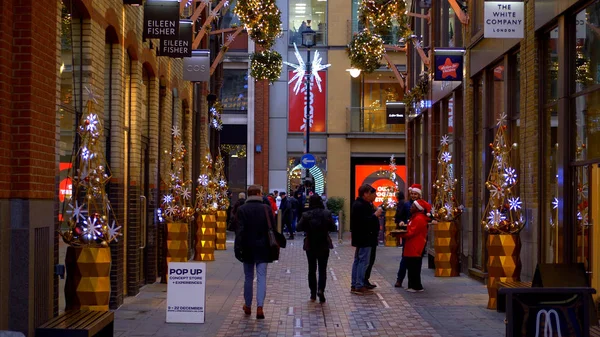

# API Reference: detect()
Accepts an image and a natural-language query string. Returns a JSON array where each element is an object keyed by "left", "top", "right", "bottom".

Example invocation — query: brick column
[
  {"left": 254, "top": 79, "right": 270, "bottom": 190},
  {"left": 0, "top": 0, "right": 58, "bottom": 334}
]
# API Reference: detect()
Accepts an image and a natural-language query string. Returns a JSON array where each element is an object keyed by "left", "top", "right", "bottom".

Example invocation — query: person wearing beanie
[{"left": 396, "top": 198, "right": 431, "bottom": 292}]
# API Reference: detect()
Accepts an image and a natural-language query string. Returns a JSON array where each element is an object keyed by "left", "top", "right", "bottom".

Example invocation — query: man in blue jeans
[{"left": 350, "top": 184, "right": 383, "bottom": 295}]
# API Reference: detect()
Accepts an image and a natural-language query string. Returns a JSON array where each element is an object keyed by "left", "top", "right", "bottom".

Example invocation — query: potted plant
[{"left": 326, "top": 197, "right": 345, "bottom": 232}]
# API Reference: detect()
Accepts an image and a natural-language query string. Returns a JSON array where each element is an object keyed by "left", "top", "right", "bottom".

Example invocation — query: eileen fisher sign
[
  {"left": 143, "top": 1, "right": 180, "bottom": 39},
  {"left": 166, "top": 262, "right": 206, "bottom": 323},
  {"left": 160, "top": 21, "right": 193, "bottom": 58},
  {"left": 484, "top": 1, "right": 524, "bottom": 39}
]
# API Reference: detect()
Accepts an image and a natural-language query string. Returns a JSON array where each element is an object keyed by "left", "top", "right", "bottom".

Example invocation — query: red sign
[
  {"left": 288, "top": 71, "right": 326, "bottom": 133},
  {"left": 437, "top": 57, "right": 459, "bottom": 79},
  {"left": 354, "top": 164, "right": 407, "bottom": 207}
]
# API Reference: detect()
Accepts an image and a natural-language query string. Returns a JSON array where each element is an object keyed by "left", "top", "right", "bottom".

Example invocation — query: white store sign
[
  {"left": 166, "top": 262, "right": 206, "bottom": 323},
  {"left": 484, "top": 2, "right": 524, "bottom": 39}
]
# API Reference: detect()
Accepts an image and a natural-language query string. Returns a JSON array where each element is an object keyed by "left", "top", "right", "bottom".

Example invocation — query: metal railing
[{"left": 347, "top": 107, "right": 405, "bottom": 133}]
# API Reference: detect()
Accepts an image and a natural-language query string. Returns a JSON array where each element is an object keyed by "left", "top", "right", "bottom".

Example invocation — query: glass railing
[{"left": 347, "top": 107, "right": 405, "bottom": 133}]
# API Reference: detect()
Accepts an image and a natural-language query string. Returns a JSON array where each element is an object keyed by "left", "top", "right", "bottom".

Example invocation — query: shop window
[
  {"left": 573, "top": 2, "right": 600, "bottom": 94},
  {"left": 437, "top": 0, "right": 462, "bottom": 47},
  {"left": 472, "top": 75, "right": 484, "bottom": 270},
  {"left": 542, "top": 27, "right": 560, "bottom": 263},
  {"left": 349, "top": 70, "right": 405, "bottom": 133},
  {"left": 471, "top": 0, "right": 484, "bottom": 38},
  {"left": 221, "top": 68, "right": 248, "bottom": 113},
  {"left": 289, "top": 0, "right": 327, "bottom": 46}
]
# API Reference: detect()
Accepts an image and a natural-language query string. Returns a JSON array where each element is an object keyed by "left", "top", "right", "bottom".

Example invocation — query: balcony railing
[
  {"left": 347, "top": 107, "right": 405, "bottom": 134},
  {"left": 288, "top": 26, "right": 327, "bottom": 46}
]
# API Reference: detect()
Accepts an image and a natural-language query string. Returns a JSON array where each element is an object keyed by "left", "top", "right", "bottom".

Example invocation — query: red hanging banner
[{"left": 288, "top": 71, "right": 327, "bottom": 133}]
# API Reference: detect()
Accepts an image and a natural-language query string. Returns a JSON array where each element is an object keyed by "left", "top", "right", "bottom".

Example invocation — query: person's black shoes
[
  {"left": 310, "top": 293, "right": 316, "bottom": 302},
  {"left": 289, "top": 234, "right": 295, "bottom": 240},
  {"left": 365, "top": 282, "right": 377, "bottom": 289},
  {"left": 317, "top": 290, "right": 326, "bottom": 303},
  {"left": 394, "top": 281, "right": 403, "bottom": 288}
]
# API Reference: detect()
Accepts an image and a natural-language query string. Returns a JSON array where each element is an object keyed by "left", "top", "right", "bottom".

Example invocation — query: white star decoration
[
  {"left": 85, "top": 86, "right": 98, "bottom": 104},
  {"left": 172, "top": 125, "right": 181, "bottom": 137},
  {"left": 181, "top": 188, "right": 191, "bottom": 200},
  {"left": 487, "top": 210, "right": 506, "bottom": 227},
  {"left": 284, "top": 43, "right": 331, "bottom": 95},
  {"left": 440, "top": 135, "right": 450, "bottom": 146},
  {"left": 85, "top": 114, "right": 99, "bottom": 133},
  {"left": 107, "top": 220, "right": 122, "bottom": 242},
  {"left": 198, "top": 174, "right": 209, "bottom": 186},
  {"left": 497, "top": 112, "right": 507, "bottom": 127},
  {"left": 226, "top": 34, "right": 235, "bottom": 44},
  {"left": 508, "top": 197, "right": 522, "bottom": 211},
  {"left": 504, "top": 167, "right": 517, "bottom": 185},
  {"left": 162, "top": 194, "right": 174, "bottom": 204},
  {"left": 83, "top": 216, "right": 102, "bottom": 239},
  {"left": 552, "top": 197, "right": 559, "bottom": 210},
  {"left": 69, "top": 201, "right": 87, "bottom": 221},
  {"left": 219, "top": 179, "right": 227, "bottom": 187},
  {"left": 441, "top": 152, "right": 452, "bottom": 163}
]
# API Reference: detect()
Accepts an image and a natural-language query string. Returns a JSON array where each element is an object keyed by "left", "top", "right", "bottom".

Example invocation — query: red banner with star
[
  {"left": 434, "top": 52, "right": 463, "bottom": 82},
  {"left": 288, "top": 71, "right": 327, "bottom": 133}
]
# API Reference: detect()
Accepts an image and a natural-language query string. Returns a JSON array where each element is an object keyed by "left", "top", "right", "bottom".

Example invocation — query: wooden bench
[
  {"left": 496, "top": 281, "right": 532, "bottom": 313},
  {"left": 36, "top": 310, "right": 114, "bottom": 337}
]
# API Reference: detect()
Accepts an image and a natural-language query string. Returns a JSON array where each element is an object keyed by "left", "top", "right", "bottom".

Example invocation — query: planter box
[
  {"left": 215, "top": 210, "right": 227, "bottom": 250},
  {"left": 65, "top": 246, "right": 111, "bottom": 311},
  {"left": 195, "top": 213, "right": 216, "bottom": 261},
  {"left": 434, "top": 221, "right": 459, "bottom": 277},
  {"left": 487, "top": 234, "right": 522, "bottom": 309}
]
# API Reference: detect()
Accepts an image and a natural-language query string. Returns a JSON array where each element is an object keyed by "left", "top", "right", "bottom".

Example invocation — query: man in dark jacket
[
  {"left": 234, "top": 185, "right": 278, "bottom": 319},
  {"left": 279, "top": 192, "right": 295, "bottom": 239},
  {"left": 350, "top": 184, "right": 383, "bottom": 294}
]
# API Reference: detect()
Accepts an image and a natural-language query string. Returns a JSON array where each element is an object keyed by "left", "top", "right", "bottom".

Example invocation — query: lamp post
[{"left": 301, "top": 26, "right": 316, "bottom": 179}]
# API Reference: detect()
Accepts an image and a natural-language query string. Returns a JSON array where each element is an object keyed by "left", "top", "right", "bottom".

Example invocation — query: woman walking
[
  {"left": 297, "top": 194, "right": 337, "bottom": 303},
  {"left": 234, "top": 185, "right": 279, "bottom": 319}
]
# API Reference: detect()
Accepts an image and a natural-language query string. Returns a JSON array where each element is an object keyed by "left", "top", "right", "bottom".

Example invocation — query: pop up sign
[{"left": 166, "top": 262, "right": 206, "bottom": 323}]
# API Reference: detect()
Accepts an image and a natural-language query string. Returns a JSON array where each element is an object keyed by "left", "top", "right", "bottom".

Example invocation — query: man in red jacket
[{"left": 398, "top": 198, "right": 431, "bottom": 292}]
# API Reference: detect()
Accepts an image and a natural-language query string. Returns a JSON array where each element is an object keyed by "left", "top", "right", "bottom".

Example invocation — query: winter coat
[
  {"left": 297, "top": 209, "right": 336, "bottom": 251},
  {"left": 229, "top": 198, "right": 246, "bottom": 231},
  {"left": 400, "top": 211, "right": 429, "bottom": 257},
  {"left": 279, "top": 197, "right": 294, "bottom": 225},
  {"left": 267, "top": 196, "right": 277, "bottom": 213},
  {"left": 394, "top": 200, "right": 412, "bottom": 224},
  {"left": 234, "top": 196, "right": 278, "bottom": 263},
  {"left": 350, "top": 197, "right": 379, "bottom": 248}
]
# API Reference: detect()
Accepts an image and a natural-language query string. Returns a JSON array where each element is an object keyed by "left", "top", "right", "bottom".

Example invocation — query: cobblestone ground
[{"left": 114, "top": 233, "right": 505, "bottom": 336}]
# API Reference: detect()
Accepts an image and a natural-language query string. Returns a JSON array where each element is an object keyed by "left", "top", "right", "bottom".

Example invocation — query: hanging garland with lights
[
  {"left": 359, "top": 0, "right": 399, "bottom": 35},
  {"left": 234, "top": 0, "right": 282, "bottom": 48},
  {"left": 251, "top": 49, "right": 283, "bottom": 83},
  {"left": 210, "top": 100, "right": 224, "bottom": 131},
  {"left": 347, "top": 28, "right": 385, "bottom": 74}
]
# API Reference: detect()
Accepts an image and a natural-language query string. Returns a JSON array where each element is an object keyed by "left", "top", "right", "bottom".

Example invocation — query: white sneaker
[{"left": 406, "top": 288, "right": 424, "bottom": 293}]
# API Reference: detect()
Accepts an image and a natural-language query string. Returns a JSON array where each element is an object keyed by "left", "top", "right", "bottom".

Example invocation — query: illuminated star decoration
[
  {"left": 441, "top": 152, "right": 452, "bottom": 163},
  {"left": 166, "top": 205, "right": 175, "bottom": 216},
  {"left": 83, "top": 216, "right": 102, "bottom": 239},
  {"left": 181, "top": 188, "right": 192, "bottom": 200},
  {"left": 224, "top": 0, "right": 229, "bottom": 7},
  {"left": 284, "top": 43, "right": 331, "bottom": 95},
  {"left": 172, "top": 125, "right": 181, "bottom": 137},
  {"left": 162, "top": 194, "right": 174, "bottom": 204},
  {"left": 219, "top": 179, "right": 227, "bottom": 187},
  {"left": 81, "top": 146, "right": 93, "bottom": 160},
  {"left": 508, "top": 197, "right": 522, "bottom": 211},
  {"left": 107, "top": 220, "right": 122, "bottom": 242},
  {"left": 487, "top": 209, "right": 506, "bottom": 227},
  {"left": 85, "top": 114, "right": 99, "bottom": 133},
  {"left": 552, "top": 197, "right": 559, "bottom": 210},
  {"left": 440, "top": 135, "right": 450, "bottom": 146},
  {"left": 198, "top": 174, "right": 209, "bottom": 186},
  {"left": 504, "top": 167, "right": 517, "bottom": 185},
  {"left": 84, "top": 86, "right": 98, "bottom": 104},
  {"left": 69, "top": 200, "right": 87, "bottom": 221}
]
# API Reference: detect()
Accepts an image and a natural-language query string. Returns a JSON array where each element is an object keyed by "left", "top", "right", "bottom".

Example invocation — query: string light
[
  {"left": 347, "top": 28, "right": 385, "bottom": 74},
  {"left": 250, "top": 50, "right": 283, "bottom": 83}
]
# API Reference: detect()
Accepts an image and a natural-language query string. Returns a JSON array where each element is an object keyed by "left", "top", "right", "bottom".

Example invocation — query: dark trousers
[
  {"left": 306, "top": 249, "right": 330, "bottom": 295},
  {"left": 396, "top": 256, "right": 407, "bottom": 283},
  {"left": 364, "top": 245, "right": 377, "bottom": 283},
  {"left": 404, "top": 256, "right": 424, "bottom": 290}
]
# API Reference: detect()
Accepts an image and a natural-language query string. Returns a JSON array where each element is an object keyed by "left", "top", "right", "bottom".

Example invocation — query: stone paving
[{"left": 114, "top": 232, "right": 506, "bottom": 336}]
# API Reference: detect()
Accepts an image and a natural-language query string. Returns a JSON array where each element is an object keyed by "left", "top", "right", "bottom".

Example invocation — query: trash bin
[{"left": 499, "top": 287, "right": 596, "bottom": 337}]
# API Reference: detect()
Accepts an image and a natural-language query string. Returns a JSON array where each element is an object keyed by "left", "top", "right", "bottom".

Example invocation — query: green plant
[{"left": 326, "top": 197, "right": 345, "bottom": 215}]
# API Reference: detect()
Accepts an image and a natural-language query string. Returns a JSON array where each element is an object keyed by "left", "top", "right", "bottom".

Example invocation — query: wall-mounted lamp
[{"left": 346, "top": 68, "right": 362, "bottom": 78}]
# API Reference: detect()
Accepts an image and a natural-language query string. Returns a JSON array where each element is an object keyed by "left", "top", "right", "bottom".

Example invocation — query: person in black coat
[
  {"left": 234, "top": 185, "right": 279, "bottom": 319},
  {"left": 297, "top": 194, "right": 336, "bottom": 303},
  {"left": 350, "top": 184, "right": 383, "bottom": 294},
  {"left": 279, "top": 192, "right": 295, "bottom": 239}
]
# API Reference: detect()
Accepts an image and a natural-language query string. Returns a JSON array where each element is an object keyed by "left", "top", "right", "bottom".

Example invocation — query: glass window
[
  {"left": 289, "top": 0, "right": 327, "bottom": 46},
  {"left": 221, "top": 68, "right": 248, "bottom": 113},
  {"left": 574, "top": 90, "right": 600, "bottom": 161},
  {"left": 361, "top": 71, "right": 405, "bottom": 133},
  {"left": 287, "top": 155, "right": 327, "bottom": 195},
  {"left": 473, "top": 75, "right": 484, "bottom": 270},
  {"left": 471, "top": 0, "right": 484, "bottom": 37},
  {"left": 574, "top": 2, "right": 600, "bottom": 94}
]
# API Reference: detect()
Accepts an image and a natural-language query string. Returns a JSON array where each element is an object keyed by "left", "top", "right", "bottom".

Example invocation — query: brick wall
[{"left": 254, "top": 79, "right": 270, "bottom": 191}]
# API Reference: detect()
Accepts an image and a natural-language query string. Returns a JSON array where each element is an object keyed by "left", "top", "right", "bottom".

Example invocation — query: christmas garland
[
  {"left": 402, "top": 75, "right": 429, "bottom": 111},
  {"left": 347, "top": 29, "right": 385, "bottom": 74},
  {"left": 210, "top": 100, "right": 223, "bottom": 130},
  {"left": 234, "top": 0, "right": 282, "bottom": 48},
  {"left": 359, "top": 0, "right": 399, "bottom": 35},
  {"left": 250, "top": 50, "right": 283, "bottom": 83}
]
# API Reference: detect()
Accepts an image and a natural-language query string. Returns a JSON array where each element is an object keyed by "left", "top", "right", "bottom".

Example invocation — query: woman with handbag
[
  {"left": 234, "top": 185, "right": 285, "bottom": 319},
  {"left": 297, "top": 194, "right": 337, "bottom": 303}
]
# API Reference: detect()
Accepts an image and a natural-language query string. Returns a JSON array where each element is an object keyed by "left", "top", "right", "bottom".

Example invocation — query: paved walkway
[{"left": 114, "top": 233, "right": 505, "bottom": 336}]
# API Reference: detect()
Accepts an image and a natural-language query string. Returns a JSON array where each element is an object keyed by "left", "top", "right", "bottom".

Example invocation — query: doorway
[{"left": 139, "top": 138, "right": 150, "bottom": 288}]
